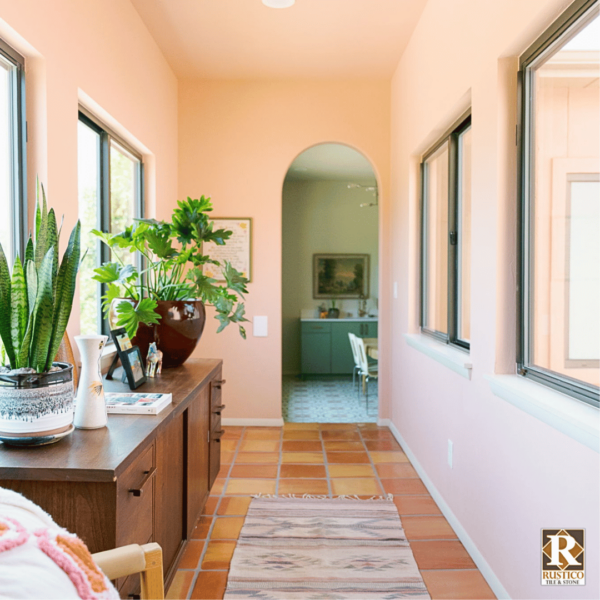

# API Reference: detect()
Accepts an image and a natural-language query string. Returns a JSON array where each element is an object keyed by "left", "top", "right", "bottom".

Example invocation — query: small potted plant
[
  {"left": 328, "top": 299, "right": 340, "bottom": 319},
  {"left": 92, "top": 196, "right": 249, "bottom": 367},
  {"left": 0, "top": 185, "right": 81, "bottom": 446}
]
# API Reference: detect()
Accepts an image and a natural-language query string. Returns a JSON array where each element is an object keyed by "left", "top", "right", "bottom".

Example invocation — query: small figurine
[{"left": 146, "top": 342, "right": 163, "bottom": 378}]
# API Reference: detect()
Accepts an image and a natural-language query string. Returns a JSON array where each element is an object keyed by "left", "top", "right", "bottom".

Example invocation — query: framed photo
[
  {"left": 313, "top": 253, "right": 370, "bottom": 299},
  {"left": 110, "top": 327, "right": 133, "bottom": 353},
  {"left": 121, "top": 346, "right": 147, "bottom": 390},
  {"left": 202, "top": 217, "right": 252, "bottom": 282}
]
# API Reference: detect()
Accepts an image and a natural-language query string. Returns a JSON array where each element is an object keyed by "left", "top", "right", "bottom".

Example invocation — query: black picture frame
[
  {"left": 120, "top": 346, "right": 147, "bottom": 390},
  {"left": 106, "top": 327, "right": 135, "bottom": 381}
]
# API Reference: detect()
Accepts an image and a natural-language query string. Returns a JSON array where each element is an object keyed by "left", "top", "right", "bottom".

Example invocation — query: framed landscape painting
[{"left": 313, "top": 254, "right": 369, "bottom": 299}]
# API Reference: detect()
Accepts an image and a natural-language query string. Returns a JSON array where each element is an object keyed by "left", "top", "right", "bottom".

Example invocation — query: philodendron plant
[
  {"left": 92, "top": 195, "right": 249, "bottom": 339},
  {"left": 0, "top": 184, "right": 81, "bottom": 374}
]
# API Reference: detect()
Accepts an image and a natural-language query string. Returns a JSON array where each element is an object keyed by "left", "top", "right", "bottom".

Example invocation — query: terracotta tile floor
[{"left": 166, "top": 424, "right": 496, "bottom": 600}]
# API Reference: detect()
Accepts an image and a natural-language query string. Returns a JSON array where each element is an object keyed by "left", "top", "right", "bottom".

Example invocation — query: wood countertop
[{"left": 0, "top": 359, "right": 222, "bottom": 483}]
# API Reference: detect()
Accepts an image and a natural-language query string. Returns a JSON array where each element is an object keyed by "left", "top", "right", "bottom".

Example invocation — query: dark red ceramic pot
[{"left": 110, "top": 299, "right": 206, "bottom": 368}]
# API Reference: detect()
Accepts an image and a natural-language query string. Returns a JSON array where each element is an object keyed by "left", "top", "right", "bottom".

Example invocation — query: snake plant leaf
[
  {"left": 0, "top": 244, "right": 15, "bottom": 368},
  {"left": 116, "top": 297, "right": 161, "bottom": 339},
  {"left": 46, "top": 220, "right": 81, "bottom": 371},
  {"left": 29, "top": 249, "right": 54, "bottom": 372},
  {"left": 25, "top": 237, "right": 34, "bottom": 265},
  {"left": 18, "top": 311, "right": 34, "bottom": 369},
  {"left": 35, "top": 203, "right": 49, "bottom": 270},
  {"left": 35, "top": 177, "right": 42, "bottom": 241},
  {"left": 10, "top": 257, "right": 28, "bottom": 367},
  {"left": 46, "top": 209, "right": 59, "bottom": 294},
  {"left": 25, "top": 260, "right": 37, "bottom": 316}
]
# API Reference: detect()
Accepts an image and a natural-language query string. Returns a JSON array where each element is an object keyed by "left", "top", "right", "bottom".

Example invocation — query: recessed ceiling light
[{"left": 262, "top": 0, "right": 295, "bottom": 8}]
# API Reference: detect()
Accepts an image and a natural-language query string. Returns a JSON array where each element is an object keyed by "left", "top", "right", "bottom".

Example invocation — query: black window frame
[
  {"left": 420, "top": 111, "right": 472, "bottom": 352},
  {"left": 0, "top": 37, "right": 27, "bottom": 260},
  {"left": 78, "top": 109, "right": 144, "bottom": 335},
  {"left": 517, "top": 0, "right": 600, "bottom": 407}
]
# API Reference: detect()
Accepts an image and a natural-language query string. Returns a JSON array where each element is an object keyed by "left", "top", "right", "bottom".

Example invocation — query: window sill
[
  {"left": 485, "top": 375, "right": 599, "bottom": 453},
  {"left": 403, "top": 333, "right": 472, "bottom": 379}
]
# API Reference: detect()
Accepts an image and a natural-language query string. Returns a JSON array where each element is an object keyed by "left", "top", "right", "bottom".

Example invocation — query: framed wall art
[
  {"left": 202, "top": 217, "right": 252, "bottom": 282},
  {"left": 313, "top": 253, "right": 370, "bottom": 299}
]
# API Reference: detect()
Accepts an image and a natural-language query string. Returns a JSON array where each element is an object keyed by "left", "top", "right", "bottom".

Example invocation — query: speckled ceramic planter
[{"left": 0, "top": 362, "right": 75, "bottom": 447}]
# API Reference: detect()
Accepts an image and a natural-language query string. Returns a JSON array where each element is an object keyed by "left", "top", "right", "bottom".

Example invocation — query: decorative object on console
[
  {"left": 146, "top": 342, "right": 163, "bottom": 377},
  {"left": 74, "top": 335, "right": 109, "bottom": 429},
  {"left": 0, "top": 181, "right": 81, "bottom": 446},
  {"left": 93, "top": 196, "right": 249, "bottom": 367},
  {"left": 105, "top": 392, "right": 171, "bottom": 415},
  {"left": 120, "top": 346, "right": 147, "bottom": 390},
  {"left": 313, "top": 253, "right": 370, "bottom": 299}
]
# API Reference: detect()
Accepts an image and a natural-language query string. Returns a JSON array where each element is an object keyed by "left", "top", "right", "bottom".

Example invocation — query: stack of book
[{"left": 105, "top": 392, "right": 172, "bottom": 415}]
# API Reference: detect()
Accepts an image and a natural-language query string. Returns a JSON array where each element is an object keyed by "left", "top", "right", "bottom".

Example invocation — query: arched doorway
[{"left": 281, "top": 143, "right": 380, "bottom": 423}]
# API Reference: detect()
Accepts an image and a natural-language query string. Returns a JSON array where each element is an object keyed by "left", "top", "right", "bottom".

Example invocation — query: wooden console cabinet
[{"left": 0, "top": 359, "right": 223, "bottom": 598}]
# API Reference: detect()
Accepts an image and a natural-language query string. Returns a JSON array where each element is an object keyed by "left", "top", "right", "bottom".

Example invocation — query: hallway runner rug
[{"left": 223, "top": 495, "right": 430, "bottom": 599}]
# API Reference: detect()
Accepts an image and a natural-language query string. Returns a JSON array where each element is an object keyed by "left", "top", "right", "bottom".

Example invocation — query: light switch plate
[{"left": 253, "top": 316, "right": 268, "bottom": 337}]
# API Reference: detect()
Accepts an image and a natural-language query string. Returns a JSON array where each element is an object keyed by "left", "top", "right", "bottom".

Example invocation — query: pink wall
[
  {"left": 389, "top": 0, "right": 598, "bottom": 598},
  {"left": 178, "top": 79, "right": 391, "bottom": 420},
  {"left": 0, "top": 0, "right": 178, "bottom": 343}
]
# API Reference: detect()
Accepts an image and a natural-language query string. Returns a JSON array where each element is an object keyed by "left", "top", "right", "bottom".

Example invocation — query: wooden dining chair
[
  {"left": 92, "top": 543, "right": 165, "bottom": 600},
  {"left": 354, "top": 336, "right": 378, "bottom": 412}
]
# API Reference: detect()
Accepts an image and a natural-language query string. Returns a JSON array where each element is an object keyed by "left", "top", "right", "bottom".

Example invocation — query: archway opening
[{"left": 282, "top": 143, "right": 379, "bottom": 423}]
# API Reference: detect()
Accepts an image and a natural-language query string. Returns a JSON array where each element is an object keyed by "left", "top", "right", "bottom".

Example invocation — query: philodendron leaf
[
  {"left": 29, "top": 249, "right": 54, "bottom": 372},
  {"left": 93, "top": 262, "right": 137, "bottom": 285},
  {"left": 10, "top": 257, "right": 28, "bottom": 367},
  {"left": 101, "top": 282, "right": 123, "bottom": 315},
  {"left": 46, "top": 220, "right": 81, "bottom": 371},
  {"left": 0, "top": 244, "right": 15, "bottom": 368},
  {"left": 223, "top": 261, "right": 249, "bottom": 297},
  {"left": 116, "top": 298, "right": 161, "bottom": 339}
]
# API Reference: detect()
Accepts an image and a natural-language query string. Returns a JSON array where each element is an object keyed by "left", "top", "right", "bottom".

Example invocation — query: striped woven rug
[{"left": 224, "top": 495, "right": 430, "bottom": 599}]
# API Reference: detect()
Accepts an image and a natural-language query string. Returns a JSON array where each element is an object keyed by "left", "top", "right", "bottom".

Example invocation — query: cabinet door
[
  {"left": 186, "top": 385, "right": 210, "bottom": 537},
  {"left": 363, "top": 321, "right": 378, "bottom": 338},
  {"left": 155, "top": 415, "right": 185, "bottom": 576},
  {"left": 301, "top": 332, "right": 332, "bottom": 374},
  {"left": 331, "top": 322, "right": 362, "bottom": 374}
]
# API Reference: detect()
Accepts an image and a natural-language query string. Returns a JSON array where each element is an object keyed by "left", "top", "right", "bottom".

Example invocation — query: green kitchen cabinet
[
  {"left": 331, "top": 322, "right": 362, "bottom": 374},
  {"left": 300, "top": 320, "right": 378, "bottom": 375},
  {"left": 301, "top": 322, "right": 332, "bottom": 374}
]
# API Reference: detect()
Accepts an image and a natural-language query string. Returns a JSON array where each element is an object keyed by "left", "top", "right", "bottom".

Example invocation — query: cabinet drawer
[
  {"left": 301, "top": 321, "right": 331, "bottom": 334},
  {"left": 116, "top": 444, "right": 155, "bottom": 548}
]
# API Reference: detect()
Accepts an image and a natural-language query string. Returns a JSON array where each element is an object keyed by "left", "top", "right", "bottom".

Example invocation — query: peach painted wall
[
  {"left": 389, "top": 1, "right": 598, "bottom": 599},
  {"left": 178, "top": 79, "right": 390, "bottom": 421},
  {"left": 0, "top": 0, "right": 178, "bottom": 344}
]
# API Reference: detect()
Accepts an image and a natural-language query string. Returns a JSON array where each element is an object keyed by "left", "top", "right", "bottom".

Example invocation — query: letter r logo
[{"left": 547, "top": 534, "right": 581, "bottom": 567}]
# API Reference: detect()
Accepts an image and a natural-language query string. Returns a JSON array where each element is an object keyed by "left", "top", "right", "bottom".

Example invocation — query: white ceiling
[
  {"left": 130, "top": 0, "right": 428, "bottom": 79},
  {"left": 286, "top": 143, "right": 377, "bottom": 182}
]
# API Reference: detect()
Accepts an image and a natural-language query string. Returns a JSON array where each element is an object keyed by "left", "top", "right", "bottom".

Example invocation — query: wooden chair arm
[{"left": 92, "top": 542, "right": 164, "bottom": 600}]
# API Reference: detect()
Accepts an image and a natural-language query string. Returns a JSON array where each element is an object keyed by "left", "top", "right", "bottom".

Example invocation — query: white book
[{"left": 105, "top": 392, "right": 172, "bottom": 415}]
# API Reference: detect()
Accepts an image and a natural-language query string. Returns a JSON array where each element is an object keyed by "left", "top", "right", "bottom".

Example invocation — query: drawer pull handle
[
  {"left": 212, "top": 404, "right": 226, "bottom": 415},
  {"left": 128, "top": 466, "right": 156, "bottom": 497},
  {"left": 128, "top": 595, "right": 141, "bottom": 599},
  {"left": 212, "top": 430, "right": 225, "bottom": 442},
  {"left": 212, "top": 379, "right": 227, "bottom": 389}
]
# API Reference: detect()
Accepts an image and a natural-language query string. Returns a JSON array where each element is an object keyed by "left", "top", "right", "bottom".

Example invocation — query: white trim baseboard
[
  {"left": 222, "top": 418, "right": 285, "bottom": 427},
  {"left": 385, "top": 420, "right": 510, "bottom": 600}
]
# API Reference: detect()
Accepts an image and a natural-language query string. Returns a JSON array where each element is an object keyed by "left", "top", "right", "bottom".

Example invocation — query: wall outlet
[
  {"left": 393, "top": 282, "right": 398, "bottom": 299},
  {"left": 447, "top": 440, "right": 453, "bottom": 468}
]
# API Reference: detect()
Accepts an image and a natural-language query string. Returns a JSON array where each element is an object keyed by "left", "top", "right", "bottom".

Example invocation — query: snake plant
[{"left": 0, "top": 183, "right": 81, "bottom": 373}]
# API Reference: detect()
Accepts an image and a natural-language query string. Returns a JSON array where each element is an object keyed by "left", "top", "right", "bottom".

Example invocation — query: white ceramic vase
[{"left": 74, "top": 335, "right": 108, "bottom": 429}]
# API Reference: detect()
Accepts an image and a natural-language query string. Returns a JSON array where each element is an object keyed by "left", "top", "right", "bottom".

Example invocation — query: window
[
  {"left": 78, "top": 111, "right": 143, "bottom": 335},
  {"left": 519, "top": 0, "right": 599, "bottom": 406},
  {"left": 0, "top": 38, "right": 26, "bottom": 265},
  {"left": 420, "top": 113, "right": 472, "bottom": 350}
]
